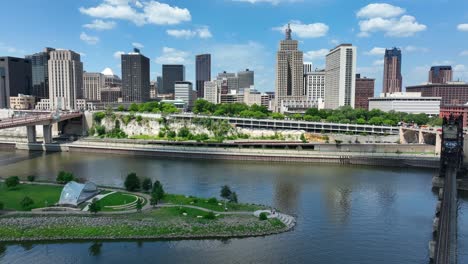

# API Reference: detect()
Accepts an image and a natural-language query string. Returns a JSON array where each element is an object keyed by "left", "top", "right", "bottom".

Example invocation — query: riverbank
[{"left": 0, "top": 207, "right": 289, "bottom": 242}]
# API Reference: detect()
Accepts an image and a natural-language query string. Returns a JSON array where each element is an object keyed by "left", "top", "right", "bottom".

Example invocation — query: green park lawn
[
  {"left": 162, "top": 194, "right": 265, "bottom": 212},
  {"left": 0, "top": 183, "right": 62, "bottom": 211},
  {"left": 99, "top": 192, "right": 141, "bottom": 211}
]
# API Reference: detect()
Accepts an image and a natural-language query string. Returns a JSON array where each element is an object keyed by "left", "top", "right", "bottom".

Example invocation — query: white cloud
[
  {"left": 457, "top": 24, "right": 468, "bottom": 32},
  {"left": 0, "top": 43, "right": 26, "bottom": 55},
  {"left": 365, "top": 47, "right": 386, "bottom": 56},
  {"left": 357, "top": 3, "right": 405, "bottom": 18},
  {"left": 233, "top": 0, "right": 300, "bottom": 5},
  {"left": 80, "top": 32, "right": 100, "bottom": 45},
  {"left": 113, "top": 51, "right": 125, "bottom": 59},
  {"left": 83, "top": 19, "right": 116, "bottom": 30},
  {"left": 166, "top": 26, "right": 212, "bottom": 39},
  {"left": 79, "top": 0, "right": 191, "bottom": 26},
  {"left": 304, "top": 49, "right": 329, "bottom": 61},
  {"left": 155, "top": 47, "right": 189, "bottom": 64},
  {"left": 357, "top": 4, "right": 426, "bottom": 37},
  {"left": 373, "top": 59, "right": 384, "bottom": 66},
  {"left": 454, "top": 64, "right": 466, "bottom": 72},
  {"left": 404, "top": 45, "right": 429, "bottom": 53},
  {"left": 273, "top": 21, "right": 329, "bottom": 38},
  {"left": 460, "top": 50, "right": 468, "bottom": 56},
  {"left": 132, "top": 42, "right": 144, "bottom": 48}
]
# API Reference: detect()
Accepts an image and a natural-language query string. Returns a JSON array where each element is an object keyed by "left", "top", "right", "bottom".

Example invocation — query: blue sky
[{"left": 1, "top": 0, "right": 468, "bottom": 94}]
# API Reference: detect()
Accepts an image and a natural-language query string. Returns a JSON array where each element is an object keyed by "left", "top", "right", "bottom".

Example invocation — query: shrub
[
  {"left": 230, "top": 192, "right": 238, "bottom": 203},
  {"left": 5, "top": 176, "right": 20, "bottom": 188},
  {"left": 56, "top": 171, "right": 74, "bottom": 184},
  {"left": 208, "top": 197, "right": 218, "bottom": 204},
  {"left": 89, "top": 198, "right": 101, "bottom": 214},
  {"left": 27, "top": 175, "right": 36, "bottom": 182},
  {"left": 259, "top": 212, "right": 268, "bottom": 221},
  {"left": 88, "top": 126, "right": 96, "bottom": 136},
  {"left": 152, "top": 181, "right": 165, "bottom": 201},
  {"left": 167, "top": 130, "right": 176, "bottom": 139},
  {"left": 136, "top": 198, "right": 143, "bottom": 212},
  {"left": 95, "top": 125, "right": 106, "bottom": 136},
  {"left": 20, "top": 196, "right": 34, "bottom": 210},
  {"left": 150, "top": 194, "right": 158, "bottom": 207},
  {"left": 117, "top": 105, "right": 125, "bottom": 112},
  {"left": 136, "top": 115, "right": 143, "bottom": 123},
  {"left": 0, "top": 201, "right": 4, "bottom": 210},
  {"left": 204, "top": 212, "right": 216, "bottom": 220},
  {"left": 300, "top": 133, "right": 307, "bottom": 143},
  {"left": 124, "top": 173, "right": 140, "bottom": 191},
  {"left": 141, "top": 178, "right": 152, "bottom": 192},
  {"left": 93, "top": 112, "right": 106, "bottom": 124},
  {"left": 178, "top": 127, "right": 191, "bottom": 138}
]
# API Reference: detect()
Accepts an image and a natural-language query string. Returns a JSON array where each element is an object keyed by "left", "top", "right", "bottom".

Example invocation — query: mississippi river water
[{"left": 0, "top": 150, "right": 467, "bottom": 264}]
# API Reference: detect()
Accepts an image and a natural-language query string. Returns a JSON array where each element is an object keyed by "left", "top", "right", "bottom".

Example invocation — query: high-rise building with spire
[
  {"left": 275, "top": 24, "right": 304, "bottom": 112},
  {"left": 383, "top": 47, "right": 402, "bottom": 94}
]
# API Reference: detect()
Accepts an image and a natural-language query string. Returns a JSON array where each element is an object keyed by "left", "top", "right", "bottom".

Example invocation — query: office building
[
  {"left": 369, "top": 92, "right": 441, "bottom": 115},
  {"left": 429, "top": 66, "right": 452, "bottom": 84},
  {"left": 150, "top": 81, "right": 157, "bottom": 99},
  {"left": 174, "top": 81, "right": 195, "bottom": 109},
  {"left": 0, "top": 57, "right": 32, "bottom": 109},
  {"left": 47, "top": 50, "right": 83, "bottom": 110},
  {"left": 26, "top": 47, "right": 55, "bottom": 100},
  {"left": 161, "top": 64, "right": 185, "bottom": 95},
  {"left": 10, "top": 94, "right": 35, "bottom": 110},
  {"left": 355, "top": 74, "right": 375, "bottom": 110},
  {"left": 83, "top": 72, "right": 105, "bottom": 101},
  {"left": 196, "top": 54, "right": 211, "bottom": 98},
  {"left": 121, "top": 49, "right": 150, "bottom": 102},
  {"left": 406, "top": 82, "right": 468, "bottom": 105},
  {"left": 305, "top": 70, "right": 325, "bottom": 104},
  {"left": 440, "top": 104, "right": 468, "bottom": 127},
  {"left": 238, "top": 69, "right": 254, "bottom": 89},
  {"left": 101, "top": 68, "right": 121, "bottom": 88},
  {"left": 204, "top": 81, "right": 219, "bottom": 104},
  {"left": 216, "top": 71, "right": 238, "bottom": 93},
  {"left": 275, "top": 24, "right": 304, "bottom": 112},
  {"left": 101, "top": 87, "right": 122, "bottom": 103},
  {"left": 303, "top": 63, "right": 313, "bottom": 74},
  {"left": 325, "top": 44, "right": 356, "bottom": 109},
  {"left": 383, "top": 47, "right": 402, "bottom": 94}
]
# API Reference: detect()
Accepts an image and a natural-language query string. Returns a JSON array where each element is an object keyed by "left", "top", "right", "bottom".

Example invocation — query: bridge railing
[{"left": 0, "top": 114, "right": 53, "bottom": 129}]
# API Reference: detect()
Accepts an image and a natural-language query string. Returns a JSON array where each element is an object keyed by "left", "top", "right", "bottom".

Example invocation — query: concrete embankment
[{"left": 64, "top": 140, "right": 439, "bottom": 169}]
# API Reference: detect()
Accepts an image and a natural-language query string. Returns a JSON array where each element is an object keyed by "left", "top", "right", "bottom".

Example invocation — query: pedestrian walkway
[
  {"left": 254, "top": 210, "right": 296, "bottom": 229},
  {"left": 82, "top": 191, "right": 116, "bottom": 211}
]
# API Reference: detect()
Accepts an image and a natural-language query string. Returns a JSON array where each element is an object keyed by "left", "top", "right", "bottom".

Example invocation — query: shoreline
[{"left": 0, "top": 139, "right": 440, "bottom": 169}]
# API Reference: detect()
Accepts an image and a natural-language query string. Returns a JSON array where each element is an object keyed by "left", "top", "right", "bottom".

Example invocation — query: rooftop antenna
[{"left": 285, "top": 23, "right": 292, "bottom": 40}]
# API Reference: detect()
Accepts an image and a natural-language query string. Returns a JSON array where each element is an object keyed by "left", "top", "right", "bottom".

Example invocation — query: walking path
[{"left": 82, "top": 191, "right": 116, "bottom": 211}]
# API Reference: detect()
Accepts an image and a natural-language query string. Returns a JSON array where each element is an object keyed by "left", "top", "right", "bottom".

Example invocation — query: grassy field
[
  {"left": 0, "top": 183, "right": 62, "bottom": 211},
  {"left": 0, "top": 207, "right": 286, "bottom": 241},
  {"left": 99, "top": 192, "right": 142, "bottom": 212},
  {"left": 162, "top": 194, "right": 265, "bottom": 212}
]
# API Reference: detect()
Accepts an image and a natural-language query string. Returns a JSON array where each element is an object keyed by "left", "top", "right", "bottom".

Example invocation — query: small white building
[
  {"left": 368, "top": 92, "right": 441, "bottom": 116},
  {"left": 174, "top": 81, "right": 195, "bottom": 110}
]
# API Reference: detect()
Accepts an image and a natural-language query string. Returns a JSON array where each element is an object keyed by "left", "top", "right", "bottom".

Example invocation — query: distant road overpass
[{"left": 0, "top": 111, "right": 83, "bottom": 143}]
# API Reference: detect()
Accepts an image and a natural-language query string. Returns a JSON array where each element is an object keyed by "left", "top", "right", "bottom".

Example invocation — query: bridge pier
[
  {"left": 43, "top": 125, "right": 52, "bottom": 144},
  {"left": 399, "top": 127, "right": 408, "bottom": 144},
  {"left": 418, "top": 130, "right": 425, "bottom": 144},
  {"left": 26, "top": 126, "right": 36, "bottom": 143},
  {"left": 435, "top": 133, "right": 442, "bottom": 155}
]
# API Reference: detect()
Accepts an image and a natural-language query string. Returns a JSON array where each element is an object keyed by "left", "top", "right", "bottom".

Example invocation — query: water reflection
[{"left": 88, "top": 242, "right": 102, "bottom": 257}]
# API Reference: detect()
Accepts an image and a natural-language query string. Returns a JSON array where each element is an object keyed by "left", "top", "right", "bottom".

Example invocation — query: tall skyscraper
[
  {"left": 121, "top": 49, "right": 150, "bottom": 102},
  {"left": 383, "top": 47, "right": 402, "bottom": 94},
  {"left": 275, "top": 24, "right": 304, "bottom": 112},
  {"left": 26, "top": 47, "right": 55, "bottom": 100},
  {"left": 355, "top": 74, "right": 375, "bottom": 110},
  {"left": 0, "top": 57, "right": 32, "bottom": 109},
  {"left": 325, "top": 44, "right": 357, "bottom": 109},
  {"left": 238, "top": 69, "right": 254, "bottom": 89},
  {"left": 195, "top": 54, "right": 211, "bottom": 98},
  {"left": 429, "top": 66, "right": 452, "bottom": 84},
  {"left": 83, "top": 72, "right": 105, "bottom": 101},
  {"left": 216, "top": 72, "right": 238, "bottom": 93},
  {"left": 48, "top": 50, "right": 83, "bottom": 110},
  {"left": 161, "top": 65, "right": 185, "bottom": 95}
]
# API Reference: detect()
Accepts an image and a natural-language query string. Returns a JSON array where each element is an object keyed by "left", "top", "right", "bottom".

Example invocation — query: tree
[
  {"left": 300, "top": 133, "right": 307, "bottom": 143},
  {"left": 5, "top": 176, "right": 20, "bottom": 188},
  {"left": 230, "top": 192, "right": 238, "bottom": 203},
  {"left": 259, "top": 212, "right": 268, "bottom": 221},
  {"left": 117, "top": 105, "right": 125, "bottom": 112},
  {"left": 150, "top": 193, "right": 158, "bottom": 208},
  {"left": 136, "top": 198, "right": 143, "bottom": 212},
  {"left": 141, "top": 178, "right": 152, "bottom": 192},
  {"left": 220, "top": 185, "right": 232, "bottom": 200},
  {"left": 124, "top": 173, "right": 141, "bottom": 191},
  {"left": 56, "top": 171, "right": 74, "bottom": 184},
  {"left": 152, "top": 181, "right": 165, "bottom": 202},
  {"left": 0, "top": 201, "right": 4, "bottom": 210},
  {"left": 27, "top": 175, "right": 36, "bottom": 182},
  {"left": 129, "top": 103, "right": 139, "bottom": 112},
  {"left": 178, "top": 127, "right": 191, "bottom": 138},
  {"left": 20, "top": 196, "right": 34, "bottom": 210},
  {"left": 89, "top": 198, "right": 101, "bottom": 214}
]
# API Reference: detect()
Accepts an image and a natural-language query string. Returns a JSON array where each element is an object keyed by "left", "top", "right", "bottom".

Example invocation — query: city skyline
[{"left": 1, "top": 1, "right": 468, "bottom": 94}]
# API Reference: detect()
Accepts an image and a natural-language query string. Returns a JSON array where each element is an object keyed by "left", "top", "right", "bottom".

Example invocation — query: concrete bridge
[
  {"left": 399, "top": 127, "right": 442, "bottom": 154},
  {"left": 0, "top": 111, "right": 84, "bottom": 143}
]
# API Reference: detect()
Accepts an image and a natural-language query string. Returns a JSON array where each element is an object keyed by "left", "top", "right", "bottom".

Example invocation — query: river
[{"left": 0, "top": 150, "right": 466, "bottom": 264}]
